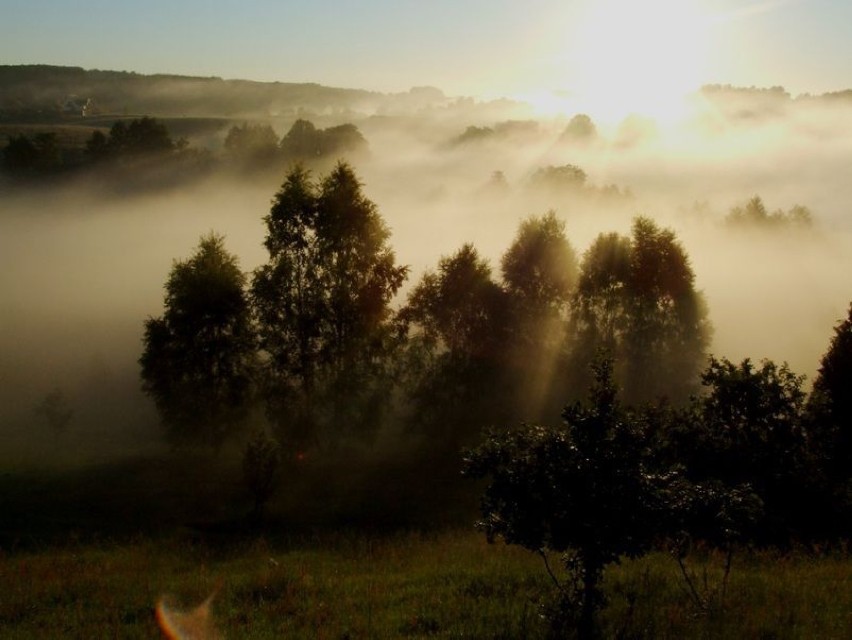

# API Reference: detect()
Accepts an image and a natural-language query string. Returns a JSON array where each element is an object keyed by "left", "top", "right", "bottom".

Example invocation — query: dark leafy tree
[
  {"left": 3, "top": 133, "right": 62, "bottom": 175},
  {"left": 807, "top": 303, "right": 852, "bottom": 535},
  {"left": 569, "top": 217, "right": 710, "bottom": 404},
  {"left": 140, "top": 233, "right": 255, "bottom": 451},
  {"left": 279, "top": 119, "right": 322, "bottom": 159},
  {"left": 811, "top": 304, "right": 852, "bottom": 471},
  {"left": 464, "top": 358, "right": 668, "bottom": 638},
  {"left": 106, "top": 116, "right": 174, "bottom": 156},
  {"left": 31, "top": 132, "right": 61, "bottom": 171},
  {"left": 321, "top": 123, "right": 368, "bottom": 157},
  {"left": 405, "top": 244, "right": 505, "bottom": 360},
  {"left": 502, "top": 211, "right": 578, "bottom": 313},
  {"left": 664, "top": 357, "right": 812, "bottom": 542},
  {"left": 3, "top": 134, "right": 39, "bottom": 175},
  {"left": 401, "top": 244, "right": 509, "bottom": 446},
  {"left": 85, "top": 129, "right": 109, "bottom": 161},
  {"left": 279, "top": 120, "right": 367, "bottom": 163},
  {"left": 224, "top": 122, "right": 279, "bottom": 168},
  {"left": 251, "top": 162, "right": 408, "bottom": 450},
  {"left": 501, "top": 211, "right": 578, "bottom": 419}
]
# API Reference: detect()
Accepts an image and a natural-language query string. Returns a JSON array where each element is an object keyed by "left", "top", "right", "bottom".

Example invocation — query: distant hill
[{"left": 0, "top": 65, "right": 450, "bottom": 121}]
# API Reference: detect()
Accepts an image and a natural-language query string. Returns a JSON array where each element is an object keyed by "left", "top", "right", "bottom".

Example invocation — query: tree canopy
[
  {"left": 465, "top": 357, "right": 668, "bottom": 636},
  {"left": 725, "top": 195, "right": 814, "bottom": 229},
  {"left": 102, "top": 116, "right": 175, "bottom": 156},
  {"left": 569, "top": 217, "right": 711, "bottom": 404},
  {"left": 251, "top": 162, "right": 407, "bottom": 450},
  {"left": 499, "top": 211, "right": 579, "bottom": 420},
  {"left": 279, "top": 119, "right": 368, "bottom": 163},
  {"left": 224, "top": 122, "right": 279, "bottom": 168},
  {"left": 807, "top": 303, "right": 852, "bottom": 533},
  {"left": 140, "top": 233, "right": 255, "bottom": 450}
]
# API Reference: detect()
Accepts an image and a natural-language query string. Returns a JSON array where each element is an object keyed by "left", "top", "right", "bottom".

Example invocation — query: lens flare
[{"left": 155, "top": 591, "right": 220, "bottom": 640}]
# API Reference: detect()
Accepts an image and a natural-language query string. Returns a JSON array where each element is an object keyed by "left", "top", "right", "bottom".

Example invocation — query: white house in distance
[{"left": 61, "top": 95, "right": 93, "bottom": 116}]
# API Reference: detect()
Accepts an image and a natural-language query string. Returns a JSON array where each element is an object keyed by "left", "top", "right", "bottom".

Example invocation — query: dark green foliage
[
  {"left": 279, "top": 119, "right": 322, "bottom": 158},
  {"left": 810, "top": 303, "right": 852, "bottom": 472},
  {"left": 465, "top": 358, "right": 669, "bottom": 637},
  {"left": 2, "top": 116, "right": 194, "bottom": 184},
  {"left": 807, "top": 303, "right": 852, "bottom": 535},
  {"left": 279, "top": 119, "right": 368, "bottom": 162},
  {"left": 251, "top": 163, "right": 407, "bottom": 451},
  {"left": 3, "top": 134, "right": 39, "bottom": 173},
  {"left": 103, "top": 116, "right": 175, "bottom": 156},
  {"left": 80, "top": 117, "right": 181, "bottom": 181},
  {"left": 691, "top": 358, "right": 806, "bottom": 489},
  {"left": 569, "top": 218, "right": 710, "bottom": 404},
  {"left": 322, "top": 123, "right": 368, "bottom": 157},
  {"left": 2, "top": 132, "right": 62, "bottom": 174},
  {"left": 664, "top": 480, "right": 764, "bottom": 553},
  {"left": 85, "top": 129, "right": 109, "bottom": 161},
  {"left": 500, "top": 211, "right": 579, "bottom": 420},
  {"left": 502, "top": 211, "right": 578, "bottom": 313},
  {"left": 140, "top": 233, "right": 255, "bottom": 450},
  {"left": 663, "top": 357, "right": 816, "bottom": 542},
  {"left": 401, "top": 243, "right": 509, "bottom": 447},
  {"left": 224, "top": 122, "right": 279, "bottom": 168},
  {"left": 404, "top": 244, "right": 506, "bottom": 361}
]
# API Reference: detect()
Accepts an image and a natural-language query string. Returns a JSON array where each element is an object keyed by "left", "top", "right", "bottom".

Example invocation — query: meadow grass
[{"left": 1, "top": 530, "right": 849, "bottom": 639}]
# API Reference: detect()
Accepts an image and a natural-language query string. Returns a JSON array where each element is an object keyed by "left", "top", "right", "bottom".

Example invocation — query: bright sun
[{"left": 560, "top": 0, "right": 711, "bottom": 124}]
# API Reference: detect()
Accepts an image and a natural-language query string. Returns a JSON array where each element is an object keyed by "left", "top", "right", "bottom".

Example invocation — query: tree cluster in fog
[
  {"left": 1, "top": 116, "right": 369, "bottom": 186},
  {"left": 3, "top": 64, "right": 851, "bottom": 633},
  {"left": 251, "top": 163, "right": 407, "bottom": 450},
  {"left": 725, "top": 195, "right": 813, "bottom": 230},
  {"left": 1, "top": 115, "right": 213, "bottom": 185},
  {"left": 139, "top": 162, "right": 849, "bottom": 543},
  {"left": 140, "top": 164, "right": 711, "bottom": 456}
]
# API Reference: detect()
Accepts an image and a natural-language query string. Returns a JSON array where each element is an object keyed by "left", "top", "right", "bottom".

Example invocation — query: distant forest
[{"left": 0, "top": 64, "right": 449, "bottom": 121}]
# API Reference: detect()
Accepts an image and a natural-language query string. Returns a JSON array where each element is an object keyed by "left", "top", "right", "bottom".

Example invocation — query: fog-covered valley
[{"left": 2, "top": 88, "right": 852, "bottom": 468}]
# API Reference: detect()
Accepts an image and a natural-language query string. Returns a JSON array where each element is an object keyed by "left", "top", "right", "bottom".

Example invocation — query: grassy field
[
  {"left": 1, "top": 529, "right": 849, "bottom": 639},
  {"left": 0, "top": 451, "right": 848, "bottom": 638}
]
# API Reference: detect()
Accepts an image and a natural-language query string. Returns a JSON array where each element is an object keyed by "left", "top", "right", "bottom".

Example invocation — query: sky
[{"left": 1, "top": 0, "right": 851, "bottom": 109}]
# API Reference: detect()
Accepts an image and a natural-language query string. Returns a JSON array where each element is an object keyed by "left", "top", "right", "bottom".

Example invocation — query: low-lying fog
[{"left": 2, "top": 100, "right": 851, "bottom": 466}]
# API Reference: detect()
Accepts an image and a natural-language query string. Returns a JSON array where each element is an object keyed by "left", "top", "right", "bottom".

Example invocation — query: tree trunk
[{"left": 579, "top": 554, "right": 602, "bottom": 640}]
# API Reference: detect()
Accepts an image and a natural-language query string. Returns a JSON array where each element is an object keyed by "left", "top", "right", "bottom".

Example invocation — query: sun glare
[{"left": 566, "top": 0, "right": 711, "bottom": 124}]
